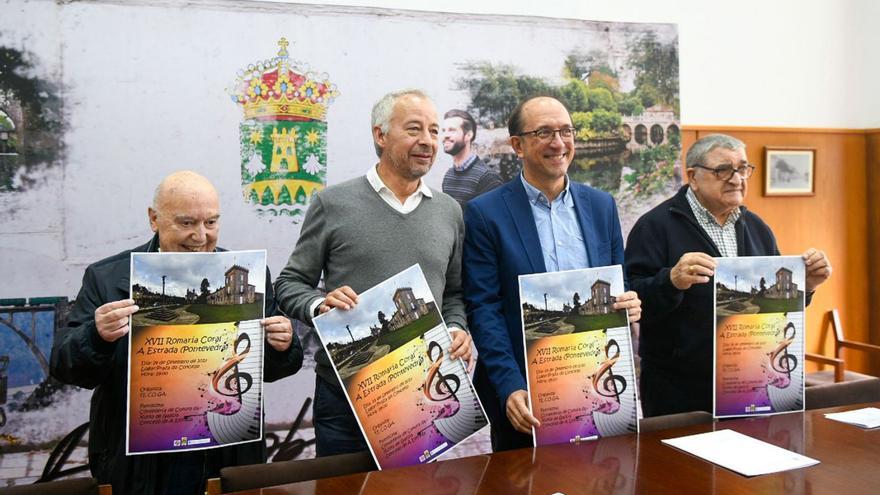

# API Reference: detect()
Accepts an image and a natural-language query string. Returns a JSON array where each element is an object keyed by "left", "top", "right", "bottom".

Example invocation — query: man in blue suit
[{"left": 463, "top": 96, "right": 642, "bottom": 451}]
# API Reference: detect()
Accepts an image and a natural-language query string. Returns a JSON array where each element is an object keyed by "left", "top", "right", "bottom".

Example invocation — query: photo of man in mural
[
  {"left": 440, "top": 109, "right": 503, "bottom": 207},
  {"left": 274, "top": 89, "right": 474, "bottom": 459},
  {"left": 49, "top": 171, "right": 303, "bottom": 495},
  {"left": 462, "top": 96, "right": 642, "bottom": 452}
]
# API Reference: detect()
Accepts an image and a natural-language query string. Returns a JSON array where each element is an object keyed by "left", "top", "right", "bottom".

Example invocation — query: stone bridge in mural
[{"left": 621, "top": 104, "right": 679, "bottom": 150}]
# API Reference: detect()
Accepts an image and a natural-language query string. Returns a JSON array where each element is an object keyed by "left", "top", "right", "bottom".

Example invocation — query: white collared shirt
[
  {"left": 685, "top": 186, "right": 741, "bottom": 257},
  {"left": 309, "top": 165, "right": 468, "bottom": 334},
  {"left": 366, "top": 163, "right": 433, "bottom": 214}
]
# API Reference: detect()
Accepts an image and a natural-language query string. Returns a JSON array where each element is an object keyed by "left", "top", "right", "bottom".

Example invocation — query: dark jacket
[
  {"left": 624, "top": 186, "right": 797, "bottom": 413},
  {"left": 50, "top": 235, "right": 302, "bottom": 495}
]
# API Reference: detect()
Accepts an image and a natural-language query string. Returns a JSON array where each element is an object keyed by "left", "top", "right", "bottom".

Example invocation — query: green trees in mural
[
  {"left": 457, "top": 60, "right": 631, "bottom": 137},
  {"left": 571, "top": 109, "right": 622, "bottom": 140},
  {"left": 277, "top": 185, "right": 292, "bottom": 205},
  {"left": 261, "top": 187, "right": 274, "bottom": 205},
  {"left": 0, "top": 47, "right": 64, "bottom": 191},
  {"left": 629, "top": 33, "right": 680, "bottom": 114},
  {"left": 295, "top": 186, "right": 307, "bottom": 205},
  {"left": 457, "top": 33, "right": 680, "bottom": 137},
  {"left": 456, "top": 62, "right": 557, "bottom": 128}
]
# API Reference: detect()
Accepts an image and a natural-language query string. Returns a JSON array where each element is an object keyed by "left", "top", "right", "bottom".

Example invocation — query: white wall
[{"left": 277, "top": 0, "right": 879, "bottom": 128}]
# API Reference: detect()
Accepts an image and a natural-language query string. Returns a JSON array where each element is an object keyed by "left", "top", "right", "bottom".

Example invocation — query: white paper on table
[
  {"left": 661, "top": 429, "right": 819, "bottom": 477},
  {"left": 824, "top": 407, "right": 880, "bottom": 429}
]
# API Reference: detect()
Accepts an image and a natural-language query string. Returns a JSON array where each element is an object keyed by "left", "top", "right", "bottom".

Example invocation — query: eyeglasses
[
  {"left": 692, "top": 163, "right": 755, "bottom": 181},
  {"left": 516, "top": 126, "right": 577, "bottom": 142}
]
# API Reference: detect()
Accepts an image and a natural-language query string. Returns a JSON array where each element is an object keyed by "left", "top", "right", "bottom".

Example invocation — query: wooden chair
[
  {"left": 805, "top": 309, "right": 880, "bottom": 385},
  {"left": 0, "top": 478, "right": 111, "bottom": 495},
  {"left": 639, "top": 410, "right": 714, "bottom": 433},
  {"left": 206, "top": 450, "right": 376, "bottom": 494},
  {"left": 805, "top": 376, "right": 880, "bottom": 409}
]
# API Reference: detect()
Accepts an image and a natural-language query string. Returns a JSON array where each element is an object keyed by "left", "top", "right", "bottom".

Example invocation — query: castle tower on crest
[{"left": 270, "top": 127, "right": 299, "bottom": 172}]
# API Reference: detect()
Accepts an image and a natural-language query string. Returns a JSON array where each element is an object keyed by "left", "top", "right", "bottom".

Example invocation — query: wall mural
[
  {"left": 0, "top": 1, "right": 678, "bottom": 487},
  {"left": 0, "top": 47, "right": 64, "bottom": 193}
]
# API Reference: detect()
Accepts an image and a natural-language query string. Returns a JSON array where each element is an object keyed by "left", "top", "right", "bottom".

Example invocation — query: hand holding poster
[
  {"left": 713, "top": 256, "right": 806, "bottom": 418},
  {"left": 312, "top": 264, "right": 488, "bottom": 470},
  {"left": 519, "top": 266, "right": 639, "bottom": 446},
  {"left": 127, "top": 250, "right": 266, "bottom": 454}
]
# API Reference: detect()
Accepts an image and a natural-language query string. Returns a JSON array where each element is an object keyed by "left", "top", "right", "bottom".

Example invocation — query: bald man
[{"left": 50, "top": 171, "right": 303, "bottom": 495}]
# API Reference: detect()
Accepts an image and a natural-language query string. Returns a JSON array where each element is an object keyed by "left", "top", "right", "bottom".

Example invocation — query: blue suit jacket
[{"left": 462, "top": 178, "right": 624, "bottom": 415}]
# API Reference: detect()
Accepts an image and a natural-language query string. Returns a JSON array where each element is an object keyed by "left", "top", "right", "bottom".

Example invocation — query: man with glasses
[
  {"left": 625, "top": 133, "right": 832, "bottom": 417},
  {"left": 463, "top": 96, "right": 642, "bottom": 451}
]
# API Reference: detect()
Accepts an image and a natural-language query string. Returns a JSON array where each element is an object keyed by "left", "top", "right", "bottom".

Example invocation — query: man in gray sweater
[{"left": 274, "top": 89, "right": 474, "bottom": 457}]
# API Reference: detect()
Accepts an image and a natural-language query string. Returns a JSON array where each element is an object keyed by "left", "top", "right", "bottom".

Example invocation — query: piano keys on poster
[
  {"left": 518, "top": 265, "right": 640, "bottom": 446},
  {"left": 126, "top": 250, "right": 267, "bottom": 455},
  {"left": 313, "top": 265, "right": 489, "bottom": 470}
]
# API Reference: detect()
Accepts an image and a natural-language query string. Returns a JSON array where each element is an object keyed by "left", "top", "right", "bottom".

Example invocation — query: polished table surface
[{"left": 232, "top": 404, "right": 880, "bottom": 495}]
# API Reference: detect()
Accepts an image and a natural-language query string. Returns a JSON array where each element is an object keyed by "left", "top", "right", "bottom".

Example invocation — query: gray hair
[
  {"left": 370, "top": 88, "right": 431, "bottom": 157},
  {"left": 685, "top": 134, "right": 746, "bottom": 168}
]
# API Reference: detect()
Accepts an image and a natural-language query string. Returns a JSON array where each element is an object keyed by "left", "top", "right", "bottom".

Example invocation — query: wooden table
[{"left": 231, "top": 404, "right": 880, "bottom": 495}]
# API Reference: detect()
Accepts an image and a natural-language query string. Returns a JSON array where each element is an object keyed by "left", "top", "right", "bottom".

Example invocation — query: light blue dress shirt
[{"left": 520, "top": 174, "right": 590, "bottom": 271}]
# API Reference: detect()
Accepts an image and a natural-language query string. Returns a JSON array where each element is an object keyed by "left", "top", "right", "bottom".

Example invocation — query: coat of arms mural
[{"left": 230, "top": 38, "right": 338, "bottom": 220}]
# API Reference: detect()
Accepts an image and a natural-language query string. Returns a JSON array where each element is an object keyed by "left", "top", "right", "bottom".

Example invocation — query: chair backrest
[
  {"left": 220, "top": 450, "right": 376, "bottom": 493},
  {"left": 0, "top": 477, "right": 108, "bottom": 495},
  {"left": 805, "top": 377, "right": 880, "bottom": 410},
  {"left": 826, "top": 308, "right": 880, "bottom": 360},
  {"left": 639, "top": 410, "right": 714, "bottom": 433}
]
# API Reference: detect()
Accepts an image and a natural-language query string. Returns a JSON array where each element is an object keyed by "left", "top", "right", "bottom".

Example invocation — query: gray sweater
[{"left": 274, "top": 175, "right": 467, "bottom": 384}]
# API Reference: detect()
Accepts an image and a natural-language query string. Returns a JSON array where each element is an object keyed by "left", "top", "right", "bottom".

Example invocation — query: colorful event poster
[
  {"left": 519, "top": 266, "right": 639, "bottom": 447},
  {"left": 126, "top": 250, "right": 266, "bottom": 455},
  {"left": 313, "top": 264, "right": 489, "bottom": 470},
  {"left": 714, "top": 256, "right": 805, "bottom": 418}
]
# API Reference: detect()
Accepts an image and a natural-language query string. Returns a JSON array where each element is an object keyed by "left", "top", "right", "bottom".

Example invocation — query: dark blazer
[{"left": 463, "top": 178, "right": 624, "bottom": 421}]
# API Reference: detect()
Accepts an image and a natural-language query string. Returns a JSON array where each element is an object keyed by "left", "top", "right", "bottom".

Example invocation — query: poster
[
  {"left": 519, "top": 266, "right": 639, "bottom": 446},
  {"left": 713, "top": 256, "right": 805, "bottom": 418},
  {"left": 313, "top": 264, "right": 488, "bottom": 470},
  {"left": 126, "top": 250, "right": 266, "bottom": 455}
]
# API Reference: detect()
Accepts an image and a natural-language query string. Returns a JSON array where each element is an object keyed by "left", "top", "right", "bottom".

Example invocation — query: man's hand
[
  {"left": 94, "top": 299, "right": 139, "bottom": 343},
  {"left": 448, "top": 329, "right": 474, "bottom": 372},
  {"left": 613, "top": 291, "right": 642, "bottom": 323},
  {"left": 506, "top": 389, "right": 540, "bottom": 434},
  {"left": 263, "top": 316, "right": 294, "bottom": 352},
  {"left": 670, "top": 252, "right": 716, "bottom": 290},
  {"left": 803, "top": 248, "right": 832, "bottom": 291},
  {"left": 319, "top": 285, "right": 359, "bottom": 313}
]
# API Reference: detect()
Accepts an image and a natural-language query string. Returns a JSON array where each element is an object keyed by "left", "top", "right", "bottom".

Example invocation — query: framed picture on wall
[{"left": 764, "top": 147, "right": 815, "bottom": 196}]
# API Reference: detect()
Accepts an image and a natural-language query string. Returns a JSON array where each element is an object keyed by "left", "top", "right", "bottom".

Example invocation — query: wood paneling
[
  {"left": 867, "top": 130, "right": 880, "bottom": 373},
  {"left": 680, "top": 127, "right": 874, "bottom": 376}
]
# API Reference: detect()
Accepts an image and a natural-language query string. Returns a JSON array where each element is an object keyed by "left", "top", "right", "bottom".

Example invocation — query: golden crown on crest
[{"left": 230, "top": 37, "right": 338, "bottom": 121}]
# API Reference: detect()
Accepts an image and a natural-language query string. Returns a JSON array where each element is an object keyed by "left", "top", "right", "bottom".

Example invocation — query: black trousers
[{"left": 639, "top": 363, "right": 712, "bottom": 417}]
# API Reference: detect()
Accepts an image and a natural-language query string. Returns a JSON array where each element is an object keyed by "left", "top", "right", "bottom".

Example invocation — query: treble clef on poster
[
  {"left": 422, "top": 340, "right": 460, "bottom": 402},
  {"left": 212, "top": 330, "right": 253, "bottom": 401},
  {"left": 770, "top": 322, "right": 798, "bottom": 377},
  {"left": 592, "top": 339, "right": 627, "bottom": 400}
]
